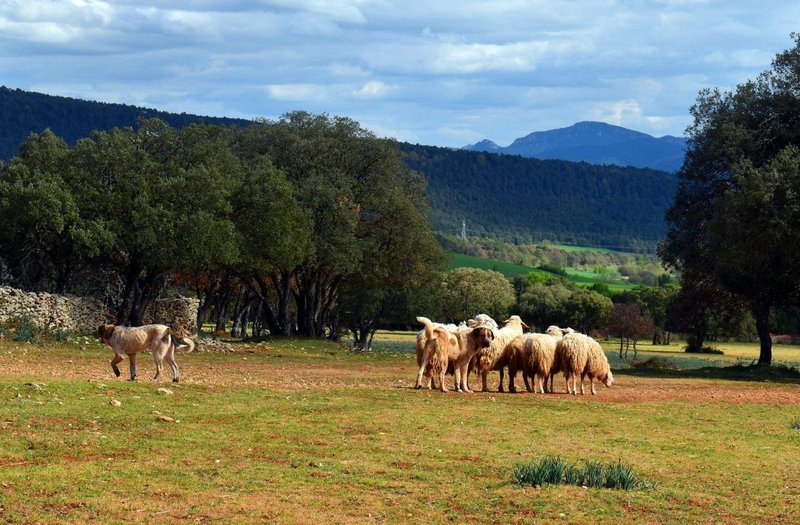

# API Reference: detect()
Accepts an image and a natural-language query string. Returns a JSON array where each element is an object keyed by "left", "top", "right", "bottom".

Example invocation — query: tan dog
[
  {"left": 415, "top": 317, "right": 457, "bottom": 392},
  {"left": 98, "top": 324, "right": 194, "bottom": 382},
  {"left": 450, "top": 324, "right": 494, "bottom": 392}
]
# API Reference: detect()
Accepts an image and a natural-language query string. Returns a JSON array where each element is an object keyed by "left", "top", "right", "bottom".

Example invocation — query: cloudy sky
[{"left": 1, "top": 1, "right": 797, "bottom": 147}]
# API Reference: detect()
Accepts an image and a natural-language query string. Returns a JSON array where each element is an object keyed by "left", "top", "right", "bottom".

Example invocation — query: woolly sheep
[
  {"left": 507, "top": 325, "right": 569, "bottom": 394},
  {"left": 468, "top": 313, "right": 499, "bottom": 330},
  {"left": 475, "top": 315, "right": 528, "bottom": 392},
  {"left": 558, "top": 333, "right": 614, "bottom": 395}
]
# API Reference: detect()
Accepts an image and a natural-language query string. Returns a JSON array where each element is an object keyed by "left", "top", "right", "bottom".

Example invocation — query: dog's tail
[
  {"left": 416, "top": 316, "right": 435, "bottom": 340},
  {"left": 173, "top": 337, "right": 195, "bottom": 353}
]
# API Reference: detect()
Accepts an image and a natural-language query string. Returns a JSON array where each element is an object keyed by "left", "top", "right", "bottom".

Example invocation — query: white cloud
[
  {"left": 3, "top": 0, "right": 800, "bottom": 147},
  {"left": 265, "top": 83, "right": 330, "bottom": 101},
  {"left": 352, "top": 80, "right": 392, "bottom": 99}
]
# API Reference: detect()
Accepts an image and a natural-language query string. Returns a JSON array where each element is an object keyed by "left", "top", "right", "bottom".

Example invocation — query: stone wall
[{"left": 0, "top": 286, "right": 198, "bottom": 335}]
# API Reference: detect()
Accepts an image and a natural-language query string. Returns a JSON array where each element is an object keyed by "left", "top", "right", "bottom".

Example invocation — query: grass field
[
  {"left": 1, "top": 334, "right": 799, "bottom": 524},
  {"left": 447, "top": 252, "right": 541, "bottom": 278},
  {"left": 447, "top": 251, "right": 636, "bottom": 290}
]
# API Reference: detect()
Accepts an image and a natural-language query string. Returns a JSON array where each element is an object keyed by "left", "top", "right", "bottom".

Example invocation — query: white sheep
[
  {"left": 558, "top": 333, "right": 614, "bottom": 395},
  {"left": 507, "top": 325, "right": 568, "bottom": 394},
  {"left": 474, "top": 315, "right": 528, "bottom": 392},
  {"left": 468, "top": 313, "right": 499, "bottom": 330}
]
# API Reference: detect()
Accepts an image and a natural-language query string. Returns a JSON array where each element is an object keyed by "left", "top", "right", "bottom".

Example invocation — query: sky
[{"left": 1, "top": 1, "right": 797, "bottom": 148}]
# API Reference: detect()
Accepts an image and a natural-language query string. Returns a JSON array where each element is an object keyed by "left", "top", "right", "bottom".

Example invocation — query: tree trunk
[
  {"left": 753, "top": 303, "right": 773, "bottom": 366},
  {"left": 251, "top": 275, "right": 279, "bottom": 335},
  {"left": 215, "top": 280, "right": 237, "bottom": 333},
  {"left": 129, "top": 271, "right": 166, "bottom": 326},
  {"left": 116, "top": 259, "right": 142, "bottom": 325},
  {"left": 271, "top": 271, "right": 293, "bottom": 336}
]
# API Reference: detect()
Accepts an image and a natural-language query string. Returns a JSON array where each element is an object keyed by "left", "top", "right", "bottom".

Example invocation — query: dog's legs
[
  {"left": 111, "top": 353, "right": 123, "bottom": 377},
  {"left": 111, "top": 352, "right": 123, "bottom": 376},
  {"left": 165, "top": 345, "right": 179, "bottom": 383},
  {"left": 414, "top": 347, "right": 429, "bottom": 389},
  {"left": 152, "top": 348, "right": 166, "bottom": 381},
  {"left": 127, "top": 352, "right": 138, "bottom": 381}
]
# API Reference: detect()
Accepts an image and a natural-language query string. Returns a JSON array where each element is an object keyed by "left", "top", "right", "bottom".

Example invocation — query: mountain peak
[
  {"left": 462, "top": 139, "right": 501, "bottom": 152},
  {"left": 463, "top": 122, "right": 686, "bottom": 172}
]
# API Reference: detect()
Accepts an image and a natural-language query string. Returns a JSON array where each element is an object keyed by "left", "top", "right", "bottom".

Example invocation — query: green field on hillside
[
  {"left": 448, "top": 251, "right": 637, "bottom": 290},
  {"left": 446, "top": 252, "right": 542, "bottom": 278}
]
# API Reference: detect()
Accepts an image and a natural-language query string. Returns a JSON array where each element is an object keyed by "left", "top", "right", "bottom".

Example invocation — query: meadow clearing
[{"left": 0, "top": 332, "right": 799, "bottom": 524}]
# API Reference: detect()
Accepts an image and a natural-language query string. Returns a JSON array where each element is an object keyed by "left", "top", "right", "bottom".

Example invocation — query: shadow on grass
[{"left": 615, "top": 361, "right": 800, "bottom": 384}]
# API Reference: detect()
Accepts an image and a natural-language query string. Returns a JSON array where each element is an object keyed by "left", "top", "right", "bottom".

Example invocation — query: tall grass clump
[
  {"left": 512, "top": 456, "right": 568, "bottom": 486},
  {"left": 13, "top": 319, "right": 36, "bottom": 343},
  {"left": 513, "top": 455, "right": 654, "bottom": 491}
]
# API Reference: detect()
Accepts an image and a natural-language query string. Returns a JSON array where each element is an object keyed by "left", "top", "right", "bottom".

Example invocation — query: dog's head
[
  {"left": 97, "top": 324, "right": 116, "bottom": 346},
  {"left": 470, "top": 326, "right": 494, "bottom": 348}
]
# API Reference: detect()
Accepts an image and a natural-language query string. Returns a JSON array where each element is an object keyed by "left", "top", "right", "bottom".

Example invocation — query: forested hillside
[
  {"left": 0, "top": 86, "right": 677, "bottom": 250},
  {"left": 402, "top": 143, "right": 678, "bottom": 251},
  {"left": 0, "top": 86, "right": 249, "bottom": 159}
]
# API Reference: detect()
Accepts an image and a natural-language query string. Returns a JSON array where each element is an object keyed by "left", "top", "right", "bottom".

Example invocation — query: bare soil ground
[{"left": 2, "top": 342, "right": 798, "bottom": 405}]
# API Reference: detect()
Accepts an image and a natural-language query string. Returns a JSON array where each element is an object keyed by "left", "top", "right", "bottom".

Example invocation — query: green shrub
[
  {"left": 792, "top": 420, "right": 800, "bottom": 431},
  {"left": 14, "top": 320, "right": 36, "bottom": 343},
  {"left": 630, "top": 357, "right": 679, "bottom": 371},
  {"left": 513, "top": 455, "right": 654, "bottom": 491},
  {"left": 684, "top": 345, "right": 724, "bottom": 355}
]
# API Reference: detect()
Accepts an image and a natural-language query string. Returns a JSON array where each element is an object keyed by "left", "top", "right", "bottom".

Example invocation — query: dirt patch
[{"left": 1, "top": 343, "right": 798, "bottom": 405}]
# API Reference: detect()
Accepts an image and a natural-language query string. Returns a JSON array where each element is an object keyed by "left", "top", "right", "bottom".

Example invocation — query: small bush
[
  {"left": 513, "top": 455, "right": 654, "bottom": 491},
  {"left": 54, "top": 328, "right": 69, "bottom": 342},
  {"left": 792, "top": 420, "right": 800, "bottom": 431},
  {"left": 684, "top": 345, "right": 724, "bottom": 355},
  {"left": 630, "top": 357, "right": 678, "bottom": 371},
  {"left": 13, "top": 320, "right": 36, "bottom": 343}
]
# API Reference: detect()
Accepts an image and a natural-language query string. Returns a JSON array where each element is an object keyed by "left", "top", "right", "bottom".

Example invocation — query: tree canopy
[{"left": 660, "top": 33, "right": 800, "bottom": 365}]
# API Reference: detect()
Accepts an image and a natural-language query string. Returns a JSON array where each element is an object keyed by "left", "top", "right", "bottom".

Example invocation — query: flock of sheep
[{"left": 414, "top": 314, "right": 614, "bottom": 395}]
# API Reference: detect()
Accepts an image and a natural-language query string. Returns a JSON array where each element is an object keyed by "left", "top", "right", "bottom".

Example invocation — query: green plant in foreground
[
  {"left": 513, "top": 455, "right": 654, "bottom": 491},
  {"left": 792, "top": 420, "right": 800, "bottom": 430}
]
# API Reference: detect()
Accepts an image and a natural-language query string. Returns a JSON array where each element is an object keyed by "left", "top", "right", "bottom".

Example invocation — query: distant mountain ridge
[
  {"left": 464, "top": 121, "right": 687, "bottom": 172},
  {"left": 0, "top": 85, "right": 250, "bottom": 160},
  {"left": 0, "top": 86, "right": 677, "bottom": 249}
]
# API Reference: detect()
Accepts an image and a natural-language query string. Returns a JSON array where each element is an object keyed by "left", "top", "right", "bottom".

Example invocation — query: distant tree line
[
  {"left": 0, "top": 85, "right": 249, "bottom": 161},
  {"left": 0, "top": 112, "right": 444, "bottom": 346},
  {"left": 1, "top": 86, "right": 679, "bottom": 254}
]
